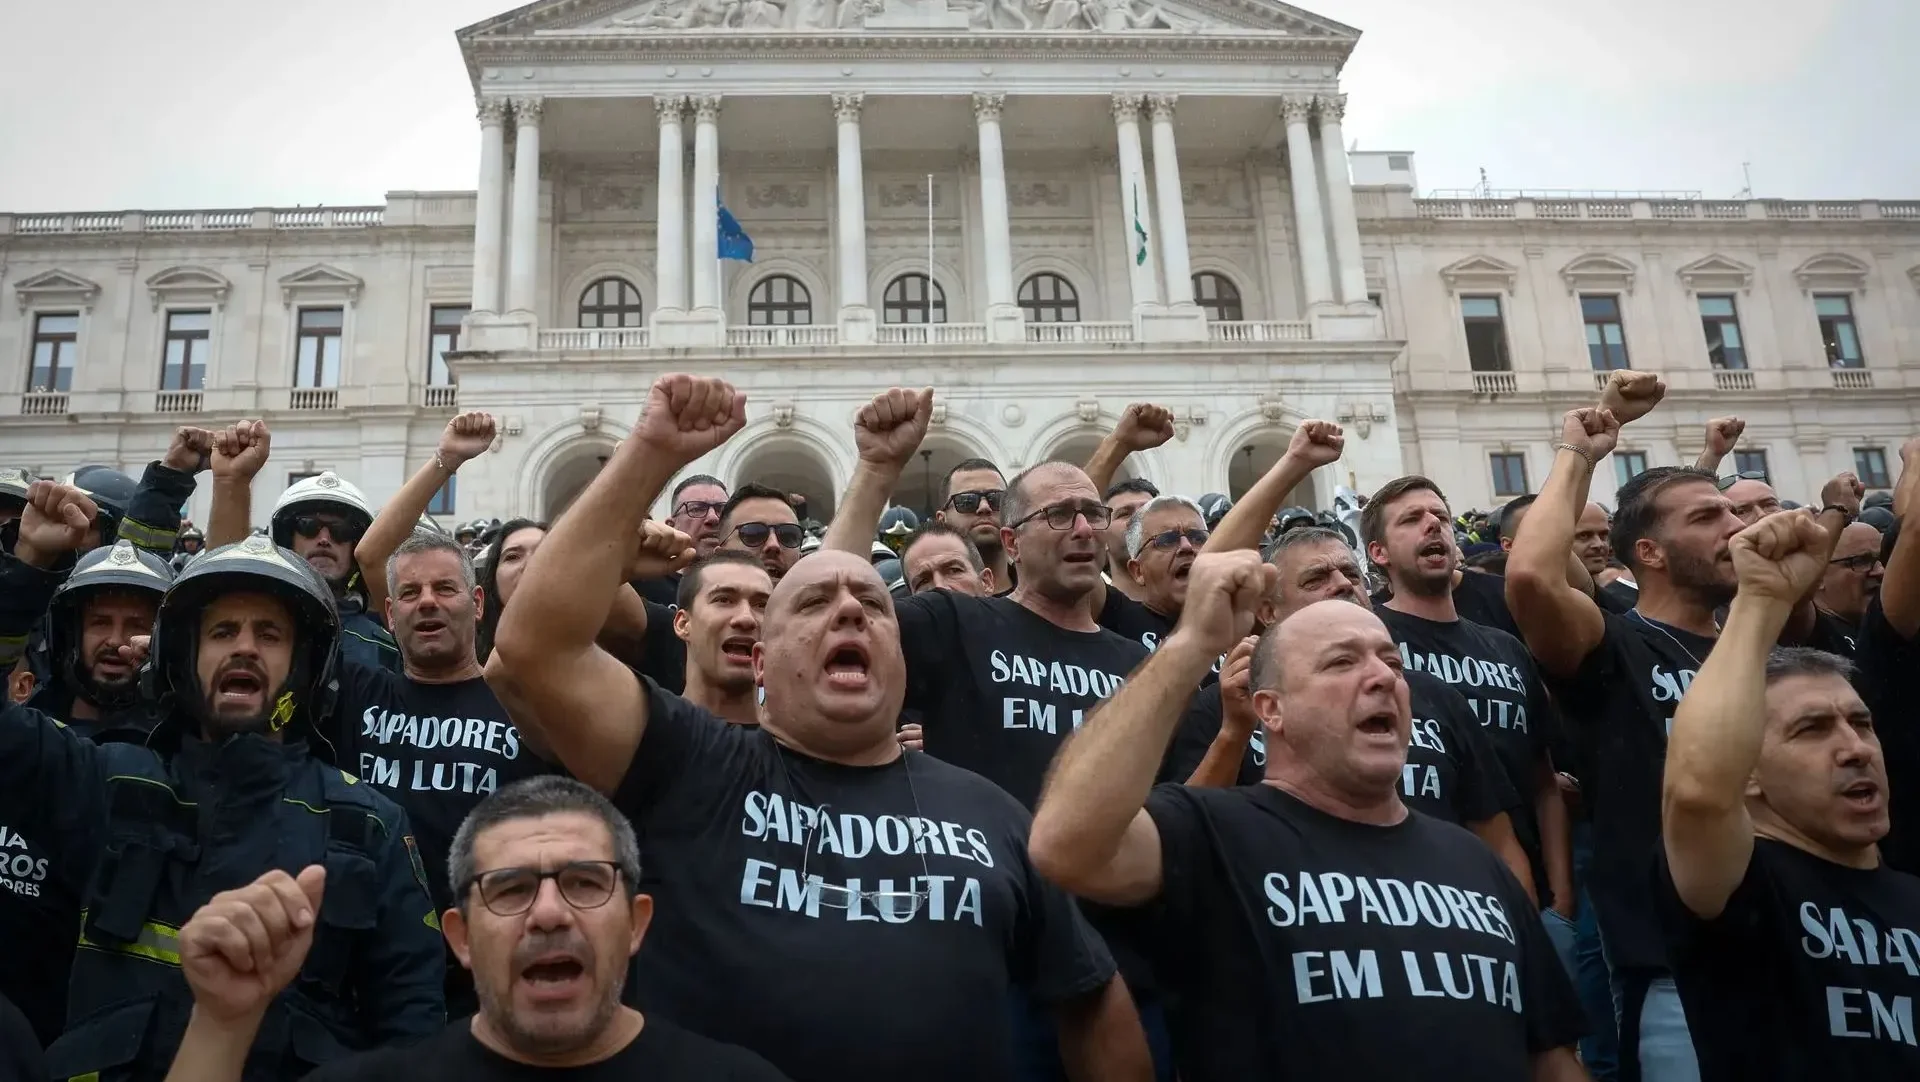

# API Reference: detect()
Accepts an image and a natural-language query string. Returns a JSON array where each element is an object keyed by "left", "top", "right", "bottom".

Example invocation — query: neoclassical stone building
[{"left": 2, "top": 0, "right": 1917, "bottom": 526}]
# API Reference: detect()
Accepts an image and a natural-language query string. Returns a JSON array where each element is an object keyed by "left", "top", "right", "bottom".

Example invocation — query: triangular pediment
[
  {"left": 1676, "top": 253, "right": 1753, "bottom": 293},
  {"left": 13, "top": 269, "right": 103, "bottom": 313},
  {"left": 462, "top": 0, "right": 1356, "bottom": 37},
  {"left": 278, "top": 264, "right": 365, "bottom": 306},
  {"left": 147, "top": 266, "right": 233, "bottom": 311},
  {"left": 1438, "top": 255, "right": 1517, "bottom": 294},
  {"left": 1559, "top": 253, "right": 1636, "bottom": 295}
]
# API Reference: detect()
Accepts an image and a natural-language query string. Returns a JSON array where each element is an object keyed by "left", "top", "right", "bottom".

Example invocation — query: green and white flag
[{"left": 1132, "top": 185, "right": 1150, "bottom": 267}]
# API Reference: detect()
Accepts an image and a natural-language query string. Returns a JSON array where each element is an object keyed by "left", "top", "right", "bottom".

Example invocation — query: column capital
[
  {"left": 510, "top": 97, "right": 544, "bottom": 124},
  {"left": 655, "top": 95, "right": 689, "bottom": 124},
  {"left": 477, "top": 98, "right": 511, "bottom": 126},
  {"left": 691, "top": 94, "right": 723, "bottom": 123},
  {"left": 1315, "top": 93, "right": 1348, "bottom": 123},
  {"left": 972, "top": 92, "right": 1006, "bottom": 123},
  {"left": 1146, "top": 93, "right": 1178, "bottom": 121},
  {"left": 832, "top": 92, "right": 865, "bottom": 123},
  {"left": 1110, "top": 92, "right": 1144, "bottom": 123},
  {"left": 1279, "top": 96, "right": 1314, "bottom": 125}
]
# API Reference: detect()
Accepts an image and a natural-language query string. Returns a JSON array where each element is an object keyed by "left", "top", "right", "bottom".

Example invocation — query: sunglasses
[
  {"left": 292, "top": 515, "right": 365, "bottom": 544},
  {"left": 1010, "top": 502, "right": 1113, "bottom": 531},
  {"left": 674, "top": 500, "right": 725, "bottom": 520},
  {"left": 729, "top": 522, "right": 804, "bottom": 549},
  {"left": 946, "top": 490, "right": 1004, "bottom": 515},
  {"left": 1144, "top": 527, "right": 1210, "bottom": 550},
  {"left": 1715, "top": 471, "right": 1769, "bottom": 492}
]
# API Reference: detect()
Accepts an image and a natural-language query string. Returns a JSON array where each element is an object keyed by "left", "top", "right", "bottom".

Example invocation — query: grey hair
[
  {"left": 1261, "top": 525, "right": 1350, "bottom": 564},
  {"left": 446, "top": 776, "right": 643, "bottom": 909},
  {"left": 1764, "top": 646, "right": 1856, "bottom": 685},
  {"left": 1124, "top": 495, "right": 1206, "bottom": 559},
  {"left": 386, "top": 529, "right": 476, "bottom": 594},
  {"left": 1002, "top": 460, "right": 1086, "bottom": 529}
]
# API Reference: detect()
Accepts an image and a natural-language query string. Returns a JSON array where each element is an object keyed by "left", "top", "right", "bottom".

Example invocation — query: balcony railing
[
  {"left": 875, "top": 323, "right": 989, "bottom": 346},
  {"left": 1411, "top": 197, "right": 1920, "bottom": 223},
  {"left": 1712, "top": 369, "right": 1756, "bottom": 392},
  {"left": 154, "top": 390, "right": 203, "bottom": 413},
  {"left": 1831, "top": 368, "right": 1874, "bottom": 391},
  {"left": 1471, "top": 372, "right": 1518, "bottom": 395},
  {"left": 1207, "top": 320, "right": 1312, "bottom": 344},
  {"left": 537, "top": 327, "right": 653, "bottom": 351},
  {"left": 20, "top": 391, "right": 68, "bottom": 416},
  {"left": 422, "top": 385, "right": 458, "bottom": 408},
  {"left": 1024, "top": 322, "right": 1135, "bottom": 344},
  {"left": 726, "top": 325, "right": 839, "bottom": 348},
  {"left": 4, "top": 206, "right": 385, "bottom": 235},
  {"left": 289, "top": 388, "right": 339, "bottom": 411}
]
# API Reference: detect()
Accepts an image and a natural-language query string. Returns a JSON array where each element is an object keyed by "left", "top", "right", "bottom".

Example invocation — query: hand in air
[
  {"left": 1596, "top": 371, "right": 1665, "bottom": 426},
  {"left": 1820, "top": 472, "right": 1865, "bottom": 516},
  {"left": 437, "top": 411, "right": 499, "bottom": 469},
  {"left": 1113, "top": 403, "right": 1177, "bottom": 453},
  {"left": 211, "top": 421, "right": 272, "bottom": 482},
  {"left": 1178, "top": 552, "right": 1277, "bottom": 659},
  {"left": 1219, "top": 634, "right": 1261, "bottom": 738},
  {"left": 1730, "top": 509, "right": 1829, "bottom": 605},
  {"left": 1558, "top": 407, "right": 1621, "bottom": 464},
  {"left": 1284, "top": 420, "right": 1345, "bottom": 470},
  {"left": 163, "top": 427, "right": 217, "bottom": 474},
  {"left": 16, "top": 481, "right": 98, "bottom": 567},
  {"left": 1703, "top": 417, "right": 1746, "bottom": 458},
  {"left": 853, "top": 387, "right": 935, "bottom": 470},
  {"left": 179, "top": 866, "right": 325, "bottom": 1024},
  {"left": 624, "top": 520, "right": 698, "bottom": 581},
  {"left": 636, "top": 375, "right": 747, "bottom": 465}
]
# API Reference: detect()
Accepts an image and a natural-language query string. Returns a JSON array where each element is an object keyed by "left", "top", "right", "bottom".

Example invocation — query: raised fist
[
  {"left": 212, "top": 421, "right": 271, "bottom": 482},
  {"left": 635, "top": 375, "right": 747, "bottom": 465},
  {"left": 1820, "top": 472, "right": 1865, "bottom": 516},
  {"left": 853, "top": 387, "right": 934, "bottom": 470},
  {"left": 117, "top": 634, "right": 152, "bottom": 670},
  {"left": 1177, "top": 552, "right": 1277, "bottom": 658},
  {"left": 16, "top": 481, "right": 99, "bottom": 568},
  {"left": 437, "top": 411, "right": 498, "bottom": 469},
  {"left": 1559, "top": 407, "right": 1621, "bottom": 464},
  {"left": 163, "top": 427, "right": 216, "bottom": 474},
  {"left": 1113, "top": 403, "right": 1176, "bottom": 453},
  {"left": 623, "top": 519, "right": 697, "bottom": 581},
  {"left": 1219, "top": 634, "right": 1260, "bottom": 738},
  {"left": 1730, "top": 509, "right": 1829, "bottom": 605},
  {"left": 1285, "top": 420, "right": 1345, "bottom": 469},
  {"left": 1704, "top": 417, "right": 1746, "bottom": 458},
  {"left": 897, "top": 722, "right": 924, "bottom": 752},
  {"left": 179, "top": 866, "right": 325, "bottom": 1024},
  {"left": 1596, "top": 371, "right": 1666, "bottom": 426}
]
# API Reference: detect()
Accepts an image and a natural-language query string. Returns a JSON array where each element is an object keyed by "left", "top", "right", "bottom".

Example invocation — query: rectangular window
[
  {"left": 28, "top": 312, "right": 79, "bottom": 392},
  {"left": 1854, "top": 447, "right": 1891, "bottom": 489},
  {"left": 1614, "top": 451, "right": 1649, "bottom": 488},
  {"left": 428, "top": 475, "right": 456, "bottom": 516},
  {"left": 1817, "top": 295, "right": 1864, "bottom": 367},
  {"left": 1733, "top": 449, "right": 1770, "bottom": 483},
  {"left": 295, "top": 308, "right": 344, "bottom": 389},
  {"left": 1489, "top": 453, "right": 1529, "bottom": 497},
  {"left": 288, "top": 471, "right": 323, "bottom": 489},
  {"left": 161, "top": 309, "right": 212, "bottom": 391},
  {"left": 1697, "top": 295, "right": 1746, "bottom": 370},
  {"left": 428, "top": 305, "right": 468, "bottom": 386},
  {"left": 1582, "top": 295, "right": 1630, "bottom": 371},
  {"left": 1460, "top": 296, "right": 1511, "bottom": 372}
]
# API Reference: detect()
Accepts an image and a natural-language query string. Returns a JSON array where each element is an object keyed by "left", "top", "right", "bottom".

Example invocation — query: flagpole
[{"left": 925, "top": 173, "right": 934, "bottom": 323}]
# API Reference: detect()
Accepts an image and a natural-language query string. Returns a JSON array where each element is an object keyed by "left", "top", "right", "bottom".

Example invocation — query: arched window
[
  {"left": 578, "top": 278, "right": 644, "bottom": 328},
  {"left": 748, "top": 275, "right": 812, "bottom": 326},
  {"left": 1193, "top": 272, "right": 1243, "bottom": 322},
  {"left": 1018, "top": 273, "right": 1080, "bottom": 323},
  {"left": 882, "top": 274, "right": 946, "bottom": 325}
]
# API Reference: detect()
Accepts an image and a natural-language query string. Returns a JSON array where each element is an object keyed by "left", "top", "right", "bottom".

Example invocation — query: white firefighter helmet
[{"left": 270, "top": 471, "right": 375, "bottom": 547}]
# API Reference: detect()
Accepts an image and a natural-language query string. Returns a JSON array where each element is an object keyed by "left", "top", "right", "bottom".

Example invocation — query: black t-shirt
[
  {"left": 1163, "top": 674, "right": 1517, "bottom": 827},
  {"left": 635, "top": 574, "right": 683, "bottom": 609},
  {"left": 1809, "top": 607, "right": 1863, "bottom": 659},
  {"left": 1451, "top": 571, "right": 1521, "bottom": 638},
  {"left": 1850, "top": 598, "right": 1920, "bottom": 875},
  {"left": 635, "top": 599, "right": 688, "bottom": 696},
  {"left": 1657, "top": 839, "right": 1920, "bottom": 1082},
  {"left": 300, "top": 1014, "right": 792, "bottom": 1081},
  {"left": 1598, "top": 580, "right": 1640, "bottom": 615},
  {"left": 1377, "top": 606, "right": 1559, "bottom": 905},
  {"left": 0, "top": 797, "right": 77, "bottom": 1045},
  {"left": 1546, "top": 609, "right": 1715, "bottom": 971},
  {"left": 896, "top": 591, "right": 1150, "bottom": 810},
  {"left": 1140, "top": 784, "right": 1584, "bottom": 1081},
  {"left": 1098, "top": 589, "right": 1220, "bottom": 687},
  {"left": 613, "top": 683, "right": 1115, "bottom": 1082},
  {"left": 0, "top": 992, "right": 43, "bottom": 1082}
]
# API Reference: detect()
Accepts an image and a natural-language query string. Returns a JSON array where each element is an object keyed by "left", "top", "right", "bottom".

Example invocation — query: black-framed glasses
[
  {"left": 1830, "top": 552, "right": 1883, "bottom": 572},
  {"left": 729, "top": 522, "right": 804, "bottom": 549},
  {"left": 292, "top": 514, "right": 365, "bottom": 544},
  {"left": 1716, "top": 471, "right": 1769, "bottom": 492},
  {"left": 1009, "top": 502, "right": 1112, "bottom": 531},
  {"left": 946, "top": 490, "right": 1004, "bottom": 515},
  {"left": 674, "top": 500, "right": 724, "bottom": 520},
  {"left": 463, "top": 860, "right": 622, "bottom": 917},
  {"left": 778, "top": 750, "right": 932, "bottom": 919},
  {"left": 1144, "top": 527, "right": 1209, "bottom": 551}
]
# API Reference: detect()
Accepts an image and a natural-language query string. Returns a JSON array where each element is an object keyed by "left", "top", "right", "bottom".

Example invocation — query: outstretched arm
[
  {"left": 822, "top": 388, "right": 934, "bottom": 556},
  {"left": 1691, "top": 416, "right": 1745, "bottom": 475},
  {"left": 1080, "top": 403, "right": 1175, "bottom": 613},
  {"left": 358, "top": 412, "right": 496, "bottom": 615},
  {"left": 1882, "top": 439, "right": 1920, "bottom": 638},
  {"left": 206, "top": 421, "right": 271, "bottom": 547},
  {"left": 1203, "top": 420, "right": 1344, "bottom": 553}
]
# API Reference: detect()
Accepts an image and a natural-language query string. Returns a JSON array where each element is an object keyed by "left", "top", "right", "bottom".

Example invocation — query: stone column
[
  {"left": 1147, "top": 94, "right": 1195, "bottom": 309},
  {"left": 470, "top": 99, "right": 509, "bottom": 315},
  {"left": 1315, "top": 93, "right": 1369, "bottom": 306},
  {"left": 505, "top": 97, "right": 543, "bottom": 317},
  {"left": 689, "top": 95, "right": 722, "bottom": 316},
  {"left": 1112, "top": 93, "right": 1161, "bottom": 310},
  {"left": 974, "top": 92, "right": 1023, "bottom": 341},
  {"left": 654, "top": 96, "right": 689, "bottom": 315},
  {"left": 1281, "top": 95, "right": 1334, "bottom": 309},
  {"left": 833, "top": 93, "right": 875, "bottom": 342}
]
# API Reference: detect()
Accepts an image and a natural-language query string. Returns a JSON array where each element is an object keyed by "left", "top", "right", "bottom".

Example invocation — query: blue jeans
[
  {"left": 1631, "top": 977, "right": 1700, "bottom": 1082},
  {"left": 1571, "top": 827, "right": 1620, "bottom": 1080}
]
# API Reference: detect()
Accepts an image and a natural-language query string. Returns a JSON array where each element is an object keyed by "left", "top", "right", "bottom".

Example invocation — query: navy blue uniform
[{"left": 339, "top": 602, "right": 402, "bottom": 675}]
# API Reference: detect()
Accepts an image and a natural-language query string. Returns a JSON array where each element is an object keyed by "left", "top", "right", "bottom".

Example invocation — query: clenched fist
[
  {"left": 212, "top": 421, "right": 271, "bottom": 483},
  {"left": 1177, "top": 552, "right": 1277, "bottom": 658},
  {"left": 1284, "top": 420, "right": 1345, "bottom": 470},
  {"left": 1703, "top": 417, "right": 1746, "bottom": 458},
  {"left": 635, "top": 375, "right": 747, "bottom": 465},
  {"left": 163, "top": 427, "right": 217, "bottom": 474},
  {"left": 1596, "top": 371, "right": 1666, "bottom": 426},
  {"left": 179, "top": 866, "right": 325, "bottom": 1024},
  {"left": 437, "top": 411, "right": 498, "bottom": 469},
  {"left": 1820, "top": 472, "right": 1865, "bottom": 517},
  {"left": 853, "top": 387, "right": 934, "bottom": 470},
  {"left": 1219, "top": 635, "right": 1260, "bottom": 739},
  {"left": 623, "top": 520, "right": 698, "bottom": 581},
  {"left": 1730, "top": 510, "right": 1829, "bottom": 605},
  {"left": 1112, "top": 403, "right": 1176, "bottom": 453},
  {"left": 1558, "top": 407, "right": 1621, "bottom": 465},
  {"left": 16, "top": 481, "right": 99, "bottom": 568}
]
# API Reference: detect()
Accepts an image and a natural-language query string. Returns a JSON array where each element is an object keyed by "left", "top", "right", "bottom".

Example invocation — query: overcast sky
[{"left": 0, "top": 0, "right": 1911, "bottom": 210}]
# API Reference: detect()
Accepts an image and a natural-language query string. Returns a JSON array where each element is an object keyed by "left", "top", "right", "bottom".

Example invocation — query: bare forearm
[
  {"left": 1083, "top": 436, "right": 1132, "bottom": 496},
  {"left": 1514, "top": 449, "right": 1591, "bottom": 581},
  {"left": 596, "top": 585, "right": 652, "bottom": 666},
  {"left": 1205, "top": 452, "right": 1316, "bottom": 553},
  {"left": 1534, "top": 762, "right": 1574, "bottom": 912},
  {"left": 1056, "top": 977, "right": 1154, "bottom": 1082},
  {"left": 164, "top": 1008, "right": 258, "bottom": 1082},
  {"left": 1187, "top": 726, "right": 1252, "bottom": 787},
  {"left": 1885, "top": 504, "right": 1920, "bottom": 637},
  {"left": 358, "top": 458, "right": 454, "bottom": 613},
  {"left": 1692, "top": 447, "right": 1727, "bottom": 474},
  {"left": 1666, "top": 595, "right": 1789, "bottom": 802},
  {"left": 824, "top": 462, "right": 900, "bottom": 555},
  {"left": 1531, "top": 1046, "right": 1591, "bottom": 1082},
  {"left": 206, "top": 479, "right": 253, "bottom": 548}
]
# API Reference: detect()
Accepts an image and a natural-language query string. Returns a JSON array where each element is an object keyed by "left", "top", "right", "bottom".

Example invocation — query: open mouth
[
  {"left": 720, "top": 635, "right": 756, "bottom": 663},
  {"left": 1416, "top": 539, "right": 1450, "bottom": 561},
  {"left": 520, "top": 954, "right": 588, "bottom": 997},
  {"left": 215, "top": 669, "right": 264, "bottom": 706},
  {"left": 824, "top": 643, "right": 871, "bottom": 690},
  {"left": 1841, "top": 780, "right": 1881, "bottom": 806},
  {"left": 1357, "top": 711, "right": 1397, "bottom": 737},
  {"left": 1172, "top": 559, "right": 1195, "bottom": 581},
  {"left": 1061, "top": 550, "right": 1098, "bottom": 567},
  {"left": 413, "top": 619, "right": 446, "bottom": 636}
]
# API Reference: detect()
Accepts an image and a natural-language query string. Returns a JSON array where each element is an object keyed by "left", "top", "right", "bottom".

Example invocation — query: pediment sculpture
[{"left": 612, "top": 0, "right": 1183, "bottom": 31}]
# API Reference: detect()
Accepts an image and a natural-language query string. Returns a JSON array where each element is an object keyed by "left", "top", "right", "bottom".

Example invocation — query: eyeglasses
[
  {"left": 1144, "top": 527, "right": 1210, "bottom": 550},
  {"left": 674, "top": 500, "right": 725, "bottom": 520},
  {"left": 462, "top": 860, "right": 622, "bottom": 917},
  {"left": 1830, "top": 552, "right": 1883, "bottom": 572},
  {"left": 1715, "top": 471, "right": 1769, "bottom": 492},
  {"left": 292, "top": 515, "right": 365, "bottom": 544},
  {"left": 729, "top": 522, "right": 805, "bottom": 549},
  {"left": 780, "top": 751, "right": 932, "bottom": 919},
  {"left": 1009, "top": 502, "right": 1113, "bottom": 531},
  {"left": 945, "top": 490, "right": 1004, "bottom": 515}
]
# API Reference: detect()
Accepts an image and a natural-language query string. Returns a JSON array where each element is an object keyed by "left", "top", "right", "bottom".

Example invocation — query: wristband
[
  {"left": 1820, "top": 503, "right": 1857, "bottom": 525},
  {"left": 1553, "top": 442, "right": 1595, "bottom": 469},
  {"left": 434, "top": 452, "right": 454, "bottom": 474}
]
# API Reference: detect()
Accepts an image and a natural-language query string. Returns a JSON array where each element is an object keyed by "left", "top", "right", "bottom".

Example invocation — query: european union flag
[{"left": 717, "top": 201, "right": 754, "bottom": 263}]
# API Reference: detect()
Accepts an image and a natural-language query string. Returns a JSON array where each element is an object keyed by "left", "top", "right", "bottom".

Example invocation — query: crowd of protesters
[{"left": 0, "top": 367, "right": 1914, "bottom": 1082}]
